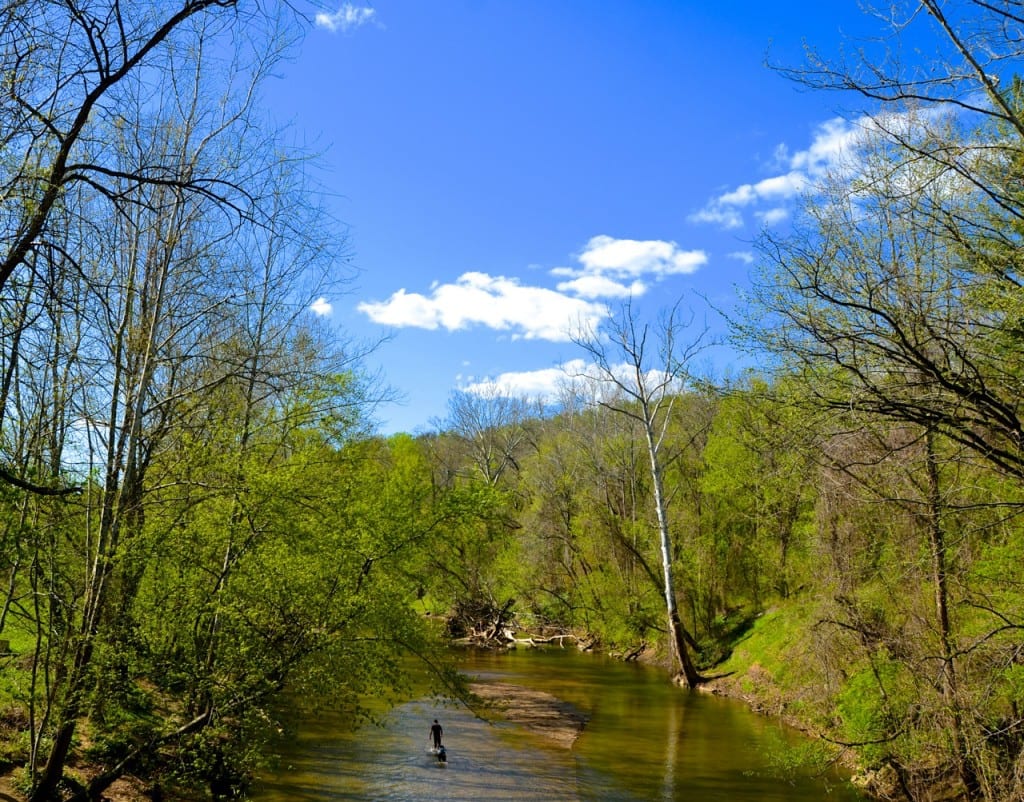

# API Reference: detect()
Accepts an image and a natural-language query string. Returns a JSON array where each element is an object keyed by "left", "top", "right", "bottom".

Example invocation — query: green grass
[
  {"left": 711, "top": 598, "right": 848, "bottom": 731},
  {"left": 0, "top": 621, "right": 35, "bottom": 655},
  {"left": 718, "top": 603, "right": 808, "bottom": 684}
]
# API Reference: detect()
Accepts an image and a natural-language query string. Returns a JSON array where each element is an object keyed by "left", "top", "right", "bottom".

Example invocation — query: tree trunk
[
  {"left": 645, "top": 416, "right": 703, "bottom": 687},
  {"left": 923, "top": 428, "right": 978, "bottom": 799},
  {"left": 29, "top": 635, "right": 97, "bottom": 801}
]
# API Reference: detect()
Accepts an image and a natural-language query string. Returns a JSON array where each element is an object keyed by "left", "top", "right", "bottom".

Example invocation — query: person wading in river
[{"left": 429, "top": 719, "right": 443, "bottom": 750}]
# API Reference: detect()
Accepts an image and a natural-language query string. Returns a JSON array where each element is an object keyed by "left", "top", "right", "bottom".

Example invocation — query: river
[{"left": 254, "top": 647, "right": 868, "bottom": 801}]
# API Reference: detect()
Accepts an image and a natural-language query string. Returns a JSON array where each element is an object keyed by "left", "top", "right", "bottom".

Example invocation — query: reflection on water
[{"left": 254, "top": 649, "right": 867, "bottom": 801}]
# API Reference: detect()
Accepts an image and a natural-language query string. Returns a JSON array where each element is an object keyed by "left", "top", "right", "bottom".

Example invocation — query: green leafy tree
[{"left": 699, "top": 377, "right": 818, "bottom": 606}]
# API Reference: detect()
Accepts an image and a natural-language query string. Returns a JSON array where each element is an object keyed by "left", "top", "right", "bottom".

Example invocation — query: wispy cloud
[
  {"left": 357, "top": 272, "right": 608, "bottom": 341},
  {"left": 688, "top": 205, "right": 743, "bottom": 229},
  {"left": 689, "top": 116, "right": 868, "bottom": 230},
  {"left": 755, "top": 207, "right": 790, "bottom": 226},
  {"left": 315, "top": 4, "right": 377, "bottom": 33},
  {"left": 689, "top": 107, "right": 965, "bottom": 232},
  {"left": 728, "top": 251, "right": 755, "bottom": 264}
]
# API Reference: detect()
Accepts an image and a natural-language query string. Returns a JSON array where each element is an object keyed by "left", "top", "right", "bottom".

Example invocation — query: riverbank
[
  {"left": 0, "top": 771, "right": 166, "bottom": 802},
  {"left": 544, "top": 624, "right": 878, "bottom": 798}
]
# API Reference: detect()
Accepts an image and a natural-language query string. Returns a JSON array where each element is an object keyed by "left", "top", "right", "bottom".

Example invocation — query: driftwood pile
[
  {"left": 446, "top": 597, "right": 517, "bottom": 644},
  {"left": 445, "top": 597, "right": 582, "bottom": 649}
]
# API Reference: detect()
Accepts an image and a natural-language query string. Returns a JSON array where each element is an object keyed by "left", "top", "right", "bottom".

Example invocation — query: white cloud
[
  {"left": 753, "top": 171, "right": 809, "bottom": 199},
  {"left": 717, "top": 184, "right": 758, "bottom": 207},
  {"left": 357, "top": 272, "right": 608, "bottom": 341},
  {"left": 555, "top": 275, "right": 645, "bottom": 299},
  {"left": 462, "top": 364, "right": 578, "bottom": 401},
  {"left": 577, "top": 235, "right": 707, "bottom": 278},
  {"left": 553, "top": 235, "right": 708, "bottom": 295},
  {"left": 460, "top": 358, "right": 629, "bottom": 404},
  {"left": 357, "top": 235, "right": 708, "bottom": 340},
  {"left": 315, "top": 4, "right": 376, "bottom": 33},
  {"left": 789, "top": 121, "right": 849, "bottom": 174},
  {"left": 310, "top": 296, "right": 333, "bottom": 316},
  {"left": 460, "top": 355, "right": 691, "bottom": 408}
]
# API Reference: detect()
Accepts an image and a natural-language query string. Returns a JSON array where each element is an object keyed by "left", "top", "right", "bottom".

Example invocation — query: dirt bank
[{"left": 0, "top": 773, "right": 152, "bottom": 802}]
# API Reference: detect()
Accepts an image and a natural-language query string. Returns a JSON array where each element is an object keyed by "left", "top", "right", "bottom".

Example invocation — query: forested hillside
[{"left": 418, "top": 368, "right": 1024, "bottom": 801}]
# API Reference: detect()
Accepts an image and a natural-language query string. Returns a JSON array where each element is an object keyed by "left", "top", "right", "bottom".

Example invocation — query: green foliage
[
  {"left": 836, "top": 661, "right": 909, "bottom": 765},
  {"left": 996, "top": 665, "right": 1024, "bottom": 714},
  {"left": 718, "top": 606, "right": 811, "bottom": 692}
]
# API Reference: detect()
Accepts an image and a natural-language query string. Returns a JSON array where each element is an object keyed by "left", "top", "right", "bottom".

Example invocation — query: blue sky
[{"left": 265, "top": 1, "right": 890, "bottom": 434}]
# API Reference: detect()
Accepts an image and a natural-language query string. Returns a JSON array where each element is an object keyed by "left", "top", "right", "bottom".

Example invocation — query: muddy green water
[{"left": 254, "top": 648, "right": 868, "bottom": 801}]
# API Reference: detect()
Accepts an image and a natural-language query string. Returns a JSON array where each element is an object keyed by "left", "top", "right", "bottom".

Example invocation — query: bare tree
[
  {"left": 743, "top": 117, "right": 1024, "bottom": 485},
  {"left": 571, "top": 299, "right": 709, "bottom": 687},
  {"left": 0, "top": 0, "right": 252, "bottom": 298},
  {"left": 743, "top": 67, "right": 1005, "bottom": 802},
  {"left": 774, "top": 1, "right": 1024, "bottom": 263},
  {"left": 0, "top": 0, "right": 279, "bottom": 500},
  {"left": 440, "top": 384, "right": 533, "bottom": 486}
]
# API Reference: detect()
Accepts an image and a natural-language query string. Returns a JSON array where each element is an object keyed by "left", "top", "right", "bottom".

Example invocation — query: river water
[{"left": 254, "top": 648, "right": 868, "bottom": 801}]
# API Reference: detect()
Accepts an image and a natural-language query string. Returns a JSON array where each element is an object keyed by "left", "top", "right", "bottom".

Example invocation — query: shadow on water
[{"left": 254, "top": 649, "right": 868, "bottom": 802}]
